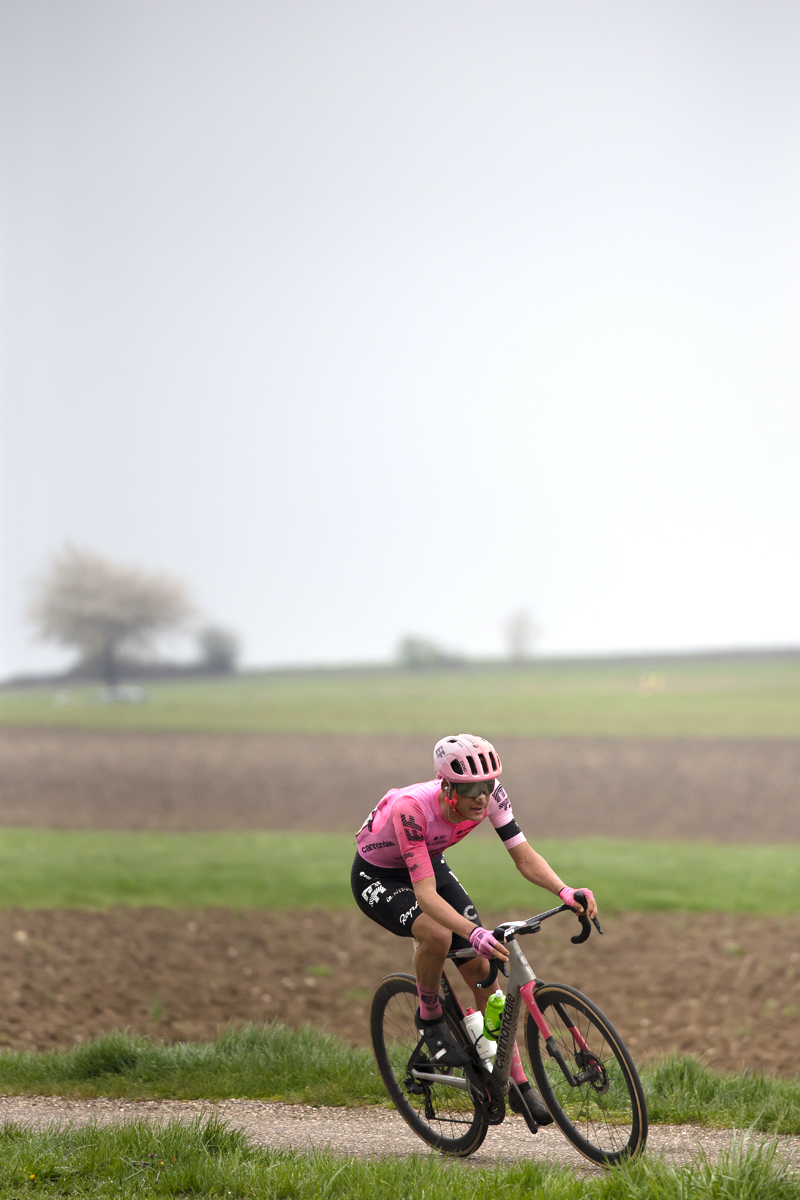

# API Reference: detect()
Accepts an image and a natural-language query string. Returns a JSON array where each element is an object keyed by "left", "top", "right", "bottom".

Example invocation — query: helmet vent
[
  {"left": 488, "top": 752, "right": 497, "bottom": 771},
  {"left": 466, "top": 755, "right": 477, "bottom": 775},
  {"left": 478, "top": 753, "right": 488, "bottom": 774},
  {"left": 450, "top": 759, "right": 464, "bottom": 775}
]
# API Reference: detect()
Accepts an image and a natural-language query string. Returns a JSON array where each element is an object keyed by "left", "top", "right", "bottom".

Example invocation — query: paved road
[{"left": 0, "top": 1097, "right": 796, "bottom": 1174}]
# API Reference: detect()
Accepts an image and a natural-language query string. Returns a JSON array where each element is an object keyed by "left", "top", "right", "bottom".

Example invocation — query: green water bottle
[{"left": 483, "top": 989, "right": 506, "bottom": 1041}]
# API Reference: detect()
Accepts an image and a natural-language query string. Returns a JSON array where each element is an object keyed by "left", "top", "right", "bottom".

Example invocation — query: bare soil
[
  {"left": 2, "top": 907, "right": 799, "bottom": 1078},
  {"left": 1, "top": 730, "right": 799, "bottom": 841}
]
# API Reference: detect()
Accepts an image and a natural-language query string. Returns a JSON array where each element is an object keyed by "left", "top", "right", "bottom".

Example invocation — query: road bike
[{"left": 370, "top": 895, "right": 647, "bottom": 1166}]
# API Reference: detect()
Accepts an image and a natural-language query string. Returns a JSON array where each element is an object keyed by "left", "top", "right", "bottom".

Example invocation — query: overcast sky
[{"left": 2, "top": 0, "right": 798, "bottom": 676}]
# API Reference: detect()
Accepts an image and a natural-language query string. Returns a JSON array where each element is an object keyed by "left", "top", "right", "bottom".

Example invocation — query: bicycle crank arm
[{"left": 410, "top": 1070, "right": 470, "bottom": 1091}]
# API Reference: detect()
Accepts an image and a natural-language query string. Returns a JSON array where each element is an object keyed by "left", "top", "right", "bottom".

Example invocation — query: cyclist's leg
[
  {"left": 352, "top": 855, "right": 468, "bottom": 1065},
  {"left": 353, "top": 853, "right": 491, "bottom": 1030},
  {"left": 432, "top": 861, "right": 491, "bottom": 1010},
  {"left": 353, "top": 854, "right": 451, "bottom": 1017},
  {"left": 409, "top": 911, "right": 451, "bottom": 1019}
]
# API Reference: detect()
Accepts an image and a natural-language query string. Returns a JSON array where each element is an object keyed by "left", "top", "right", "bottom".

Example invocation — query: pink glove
[
  {"left": 559, "top": 886, "right": 595, "bottom": 913},
  {"left": 469, "top": 926, "right": 499, "bottom": 959}
]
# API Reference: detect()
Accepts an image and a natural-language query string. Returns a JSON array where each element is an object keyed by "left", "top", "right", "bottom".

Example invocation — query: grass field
[
  {"left": 0, "top": 1026, "right": 799, "bottom": 1135},
  {"left": 0, "top": 828, "right": 794, "bottom": 913},
  {"left": 2, "top": 655, "right": 800, "bottom": 736},
  {"left": 1, "top": 1116, "right": 796, "bottom": 1200}
]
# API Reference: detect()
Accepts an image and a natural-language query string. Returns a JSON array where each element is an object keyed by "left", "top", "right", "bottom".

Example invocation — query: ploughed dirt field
[
  {"left": 0, "top": 729, "right": 798, "bottom": 1077},
  {"left": 2, "top": 907, "right": 799, "bottom": 1078},
  {"left": 1, "top": 729, "right": 800, "bottom": 841}
]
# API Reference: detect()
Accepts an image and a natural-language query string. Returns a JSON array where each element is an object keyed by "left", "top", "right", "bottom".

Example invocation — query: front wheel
[
  {"left": 525, "top": 983, "right": 647, "bottom": 1166},
  {"left": 370, "top": 973, "right": 488, "bottom": 1157}
]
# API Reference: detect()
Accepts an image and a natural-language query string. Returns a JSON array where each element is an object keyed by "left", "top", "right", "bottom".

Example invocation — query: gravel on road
[{"left": 0, "top": 1096, "right": 797, "bottom": 1174}]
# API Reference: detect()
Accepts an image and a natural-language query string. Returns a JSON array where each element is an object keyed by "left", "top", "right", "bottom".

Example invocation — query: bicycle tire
[
  {"left": 370, "top": 972, "right": 488, "bottom": 1156},
  {"left": 525, "top": 983, "right": 647, "bottom": 1166}
]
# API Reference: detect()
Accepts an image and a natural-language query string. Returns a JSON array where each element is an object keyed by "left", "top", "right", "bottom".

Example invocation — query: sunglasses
[{"left": 453, "top": 780, "right": 495, "bottom": 800}]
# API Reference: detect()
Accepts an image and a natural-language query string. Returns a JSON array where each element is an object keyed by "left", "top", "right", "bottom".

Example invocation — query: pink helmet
[{"left": 433, "top": 734, "right": 502, "bottom": 784}]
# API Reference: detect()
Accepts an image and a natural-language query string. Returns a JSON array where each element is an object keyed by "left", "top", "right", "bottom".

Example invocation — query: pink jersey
[{"left": 356, "top": 779, "right": 526, "bottom": 882}]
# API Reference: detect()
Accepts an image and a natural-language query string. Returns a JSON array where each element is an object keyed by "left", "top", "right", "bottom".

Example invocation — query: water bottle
[
  {"left": 462, "top": 1008, "right": 497, "bottom": 1064},
  {"left": 483, "top": 989, "right": 506, "bottom": 1041}
]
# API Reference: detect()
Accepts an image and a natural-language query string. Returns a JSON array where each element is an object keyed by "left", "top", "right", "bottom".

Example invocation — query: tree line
[{"left": 27, "top": 546, "right": 239, "bottom": 686}]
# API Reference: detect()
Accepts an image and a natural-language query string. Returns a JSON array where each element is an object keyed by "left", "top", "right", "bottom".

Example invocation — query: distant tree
[
  {"left": 397, "top": 634, "right": 460, "bottom": 669},
  {"left": 502, "top": 609, "right": 540, "bottom": 662},
  {"left": 197, "top": 625, "right": 240, "bottom": 674},
  {"left": 28, "top": 545, "right": 193, "bottom": 686}
]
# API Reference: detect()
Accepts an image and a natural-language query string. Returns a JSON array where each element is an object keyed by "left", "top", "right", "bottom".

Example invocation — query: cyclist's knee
[
  {"left": 411, "top": 915, "right": 451, "bottom": 956},
  {"left": 459, "top": 955, "right": 490, "bottom": 987}
]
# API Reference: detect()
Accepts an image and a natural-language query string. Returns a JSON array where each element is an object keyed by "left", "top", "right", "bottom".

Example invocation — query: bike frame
[{"left": 412, "top": 906, "right": 596, "bottom": 1097}]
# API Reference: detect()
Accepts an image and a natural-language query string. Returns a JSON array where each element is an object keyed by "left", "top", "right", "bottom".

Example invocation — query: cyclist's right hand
[{"left": 469, "top": 925, "right": 509, "bottom": 960}]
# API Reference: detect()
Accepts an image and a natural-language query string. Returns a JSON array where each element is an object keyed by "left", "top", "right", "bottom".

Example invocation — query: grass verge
[
  {"left": 1, "top": 1027, "right": 800, "bottom": 1136},
  {"left": 0, "top": 1117, "right": 798, "bottom": 1199},
  {"left": 2, "top": 655, "right": 800, "bottom": 736},
  {"left": 0, "top": 827, "right": 797, "bottom": 913},
  {"left": 0, "top": 1026, "right": 386, "bottom": 1106}
]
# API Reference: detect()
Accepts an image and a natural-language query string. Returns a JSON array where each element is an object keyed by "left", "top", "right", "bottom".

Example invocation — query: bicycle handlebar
[
  {"left": 472, "top": 892, "right": 603, "bottom": 989},
  {"left": 569, "top": 890, "right": 604, "bottom": 943}
]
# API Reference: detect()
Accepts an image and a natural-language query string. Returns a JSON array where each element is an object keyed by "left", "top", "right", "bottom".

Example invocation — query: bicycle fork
[
  {"left": 520, "top": 979, "right": 601, "bottom": 1088},
  {"left": 489, "top": 939, "right": 601, "bottom": 1094}
]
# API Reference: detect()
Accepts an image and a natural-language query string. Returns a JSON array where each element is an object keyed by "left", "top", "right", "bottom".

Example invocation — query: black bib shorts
[{"left": 351, "top": 851, "right": 482, "bottom": 951}]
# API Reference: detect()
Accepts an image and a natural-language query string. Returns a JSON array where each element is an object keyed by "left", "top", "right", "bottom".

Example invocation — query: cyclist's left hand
[
  {"left": 469, "top": 925, "right": 509, "bottom": 961},
  {"left": 559, "top": 886, "right": 597, "bottom": 920}
]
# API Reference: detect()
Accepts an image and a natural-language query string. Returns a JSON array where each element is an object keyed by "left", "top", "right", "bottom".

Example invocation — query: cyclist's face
[{"left": 453, "top": 780, "right": 494, "bottom": 819}]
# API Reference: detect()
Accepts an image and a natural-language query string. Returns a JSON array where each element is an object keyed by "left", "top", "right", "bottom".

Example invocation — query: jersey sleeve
[
  {"left": 487, "top": 784, "right": 527, "bottom": 850},
  {"left": 391, "top": 796, "right": 435, "bottom": 882}
]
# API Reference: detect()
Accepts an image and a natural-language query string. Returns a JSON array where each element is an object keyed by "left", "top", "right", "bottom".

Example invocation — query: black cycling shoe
[
  {"left": 414, "top": 1009, "right": 470, "bottom": 1068},
  {"left": 509, "top": 1081, "right": 554, "bottom": 1126}
]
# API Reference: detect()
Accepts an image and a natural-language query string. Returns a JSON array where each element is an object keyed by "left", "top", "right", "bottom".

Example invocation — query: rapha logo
[
  {"left": 401, "top": 813, "right": 425, "bottom": 842},
  {"left": 399, "top": 906, "right": 417, "bottom": 925}
]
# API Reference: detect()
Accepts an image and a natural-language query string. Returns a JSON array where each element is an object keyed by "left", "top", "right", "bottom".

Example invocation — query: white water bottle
[{"left": 462, "top": 1008, "right": 497, "bottom": 1064}]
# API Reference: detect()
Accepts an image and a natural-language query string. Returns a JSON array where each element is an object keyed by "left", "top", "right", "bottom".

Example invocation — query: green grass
[
  {"left": 646, "top": 1055, "right": 800, "bottom": 1134},
  {"left": 3, "top": 1118, "right": 798, "bottom": 1200},
  {"left": 1, "top": 1025, "right": 800, "bottom": 1135},
  {"left": 3, "top": 655, "right": 800, "bottom": 736},
  {"left": 0, "top": 828, "right": 795, "bottom": 914},
  {"left": 0, "top": 1026, "right": 386, "bottom": 1106}
]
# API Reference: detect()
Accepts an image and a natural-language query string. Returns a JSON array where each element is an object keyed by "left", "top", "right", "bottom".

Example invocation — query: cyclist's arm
[
  {"left": 507, "top": 842, "right": 598, "bottom": 919},
  {"left": 412, "top": 876, "right": 509, "bottom": 961}
]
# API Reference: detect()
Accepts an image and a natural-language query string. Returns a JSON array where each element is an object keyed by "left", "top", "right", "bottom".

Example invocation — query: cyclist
[{"left": 352, "top": 733, "right": 598, "bottom": 1129}]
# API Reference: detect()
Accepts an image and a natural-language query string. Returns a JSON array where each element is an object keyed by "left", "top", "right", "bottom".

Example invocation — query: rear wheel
[
  {"left": 370, "top": 973, "right": 488, "bottom": 1157},
  {"left": 525, "top": 983, "right": 647, "bottom": 1166}
]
